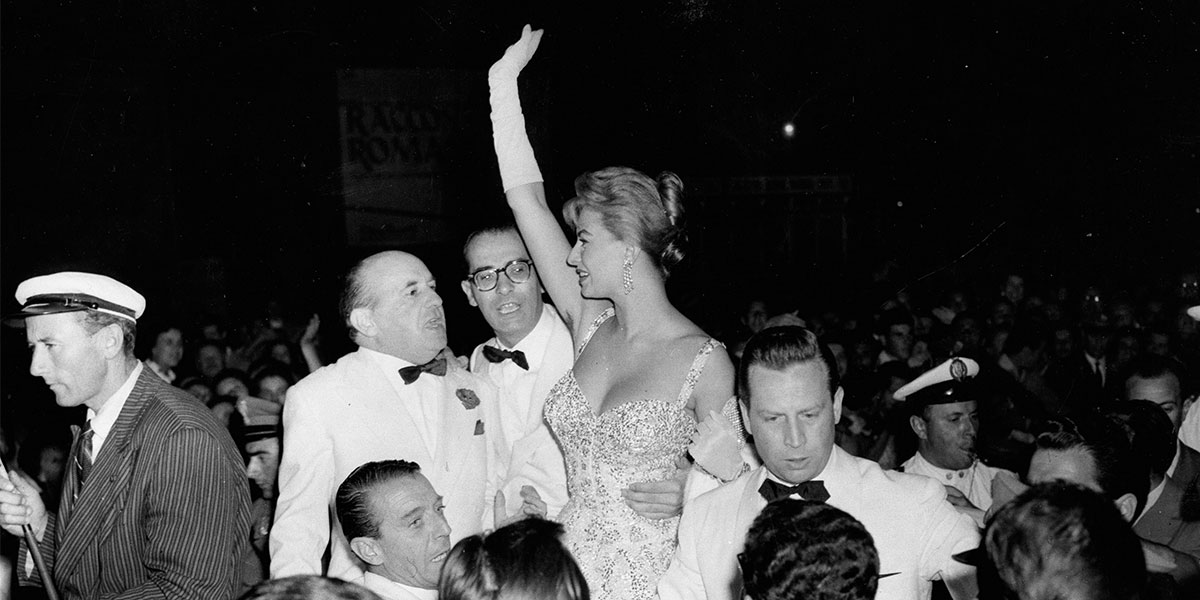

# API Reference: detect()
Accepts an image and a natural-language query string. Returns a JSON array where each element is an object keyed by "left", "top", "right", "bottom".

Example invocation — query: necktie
[
  {"left": 399, "top": 358, "right": 448, "bottom": 385},
  {"left": 73, "top": 420, "right": 95, "bottom": 499},
  {"left": 758, "top": 478, "right": 830, "bottom": 503},
  {"left": 483, "top": 345, "right": 529, "bottom": 370}
]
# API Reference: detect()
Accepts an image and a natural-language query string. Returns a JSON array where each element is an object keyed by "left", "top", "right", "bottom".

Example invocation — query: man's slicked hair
[
  {"left": 738, "top": 326, "right": 841, "bottom": 406},
  {"left": 461, "top": 221, "right": 521, "bottom": 268},
  {"left": 741, "top": 499, "right": 878, "bottom": 600},
  {"left": 1034, "top": 415, "right": 1148, "bottom": 518},
  {"left": 336, "top": 460, "right": 421, "bottom": 541},
  {"left": 340, "top": 257, "right": 375, "bottom": 342},
  {"left": 981, "top": 482, "right": 1146, "bottom": 600}
]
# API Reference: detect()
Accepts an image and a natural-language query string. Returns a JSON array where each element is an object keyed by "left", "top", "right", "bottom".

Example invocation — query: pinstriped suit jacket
[{"left": 22, "top": 368, "right": 251, "bottom": 599}]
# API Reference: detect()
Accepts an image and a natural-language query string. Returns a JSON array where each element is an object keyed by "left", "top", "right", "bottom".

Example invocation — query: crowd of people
[{"left": 0, "top": 24, "right": 1198, "bottom": 600}]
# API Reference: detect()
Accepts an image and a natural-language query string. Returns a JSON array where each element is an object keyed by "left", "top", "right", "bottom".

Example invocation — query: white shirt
[
  {"left": 1178, "top": 406, "right": 1200, "bottom": 463},
  {"left": 355, "top": 572, "right": 437, "bottom": 600},
  {"left": 478, "top": 305, "right": 561, "bottom": 442},
  {"left": 361, "top": 347, "right": 444, "bottom": 458},
  {"left": 88, "top": 362, "right": 144, "bottom": 455},
  {"left": 900, "top": 452, "right": 1009, "bottom": 515}
]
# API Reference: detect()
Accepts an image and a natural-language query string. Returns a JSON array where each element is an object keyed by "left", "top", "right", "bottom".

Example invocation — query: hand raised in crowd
[
  {"left": 0, "top": 469, "right": 48, "bottom": 540},
  {"left": 494, "top": 485, "right": 548, "bottom": 528},
  {"left": 489, "top": 24, "right": 544, "bottom": 83},
  {"left": 300, "top": 313, "right": 320, "bottom": 347},
  {"left": 622, "top": 456, "right": 689, "bottom": 520},
  {"left": 689, "top": 409, "right": 743, "bottom": 482}
]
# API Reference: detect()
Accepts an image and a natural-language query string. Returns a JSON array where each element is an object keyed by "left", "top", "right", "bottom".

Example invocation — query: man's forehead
[
  {"left": 1126, "top": 374, "right": 1181, "bottom": 401},
  {"left": 466, "top": 230, "right": 530, "bottom": 269},
  {"left": 748, "top": 363, "right": 832, "bottom": 406},
  {"left": 928, "top": 400, "right": 977, "bottom": 416},
  {"left": 25, "top": 311, "right": 86, "bottom": 339}
]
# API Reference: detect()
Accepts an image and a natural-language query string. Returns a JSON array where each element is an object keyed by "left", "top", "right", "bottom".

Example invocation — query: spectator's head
[
  {"left": 989, "top": 298, "right": 1016, "bottom": 329},
  {"left": 1002, "top": 274, "right": 1026, "bottom": 306},
  {"left": 741, "top": 499, "right": 878, "bottom": 600},
  {"left": 951, "top": 312, "right": 984, "bottom": 358},
  {"left": 252, "top": 363, "right": 295, "bottom": 406},
  {"left": 1108, "top": 400, "right": 1176, "bottom": 479},
  {"left": 898, "top": 358, "right": 981, "bottom": 471},
  {"left": 742, "top": 299, "right": 769, "bottom": 335},
  {"left": 981, "top": 482, "right": 1145, "bottom": 600},
  {"left": 825, "top": 341, "right": 849, "bottom": 380},
  {"left": 1142, "top": 329, "right": 1171, "bottom": 358},
  {"left": 1050, "top": 325, "right": 1075, "bottom": 361},
  {"left": 1122, "top": 355, "right": 1189, "bottom": 434},
  {"left": 214, "top": 369, "right": 251, "bottom": 399},
  {"left": 8, "top": 271, "right": 144, "bottom": 409},
  {"left": 239, "top": 575, "right": 385, "bottom": 600},
  {"left": 460, "top": 223, "right": 545, "bottom": 348},
  {"left": 1081, "top": 317, "right": 1112, "bottom": 360},
  {"left": 179, "top": 375, "right": 214, "bottom": 405},
  {"left": 194, "top": 340, "right": 227, "bottom": 380},
  {"left": 562, "top": 167, "right": 687, "bottom": 281},
  {"left": 1001, "top": 325, "right": 1047, "bottom": 371},
  {"left": 234, "top": 416, "right": 282, "bottom": 499},
  {"left": 878, "top": 309, "right": 914, "bottom": 361},
  {"left": 208, "top": 396, "right": 237, "bottom": 429},
  {"left": 438, "top": 518, "right": 588, "bottom": 600},
  {"left": 141, "top": 322, "right": 183, "bottom": 370},
  {"left": 342, "top": 251, "right": 446, "bottom": 364},
  {"left": 337, "top": 460, "right": 451, "bottom": 589},
  {"left": 738, "top": 326, "right": 842, "bottom": 485},
  {"left": 1027, "top": 416, "right": 1148, "bottom": 523}
]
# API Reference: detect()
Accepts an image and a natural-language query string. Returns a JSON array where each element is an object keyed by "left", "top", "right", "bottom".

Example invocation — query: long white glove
[{"left": 489, "top": 25, "right": 545, "bottom": 192}]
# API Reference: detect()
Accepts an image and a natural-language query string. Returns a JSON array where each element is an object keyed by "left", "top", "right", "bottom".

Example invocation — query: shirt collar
[
  {"left": 911, "top": 450, "right": 974, "bottom": 478},
  {"left": 361, "top": 571, "right": 437, "bottom": 600},
  {"left": 87, "top": 361, "right": 143, "bottom": 441},
  {"left": 492, "top": 304, "right": 558, "bottom": 365}
]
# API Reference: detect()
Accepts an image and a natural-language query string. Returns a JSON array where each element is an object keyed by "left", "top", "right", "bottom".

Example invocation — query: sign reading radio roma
[{"left": 337, "top": 68, "right": 482, "bottom": 247}]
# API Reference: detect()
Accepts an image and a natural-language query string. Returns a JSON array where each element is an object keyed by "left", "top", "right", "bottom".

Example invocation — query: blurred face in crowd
[
  {"left": 990, "top": 300, "right": 1015, "bottom": 328},
  {"left": 184, "top": 381, "right": 214, "bottom": 405},
  {"left": 359, "top": 474, "right": 451, "bottom": 588},
  {"left": 953, "top": 316, "right": 983, "bottom": 355},
  {"left": 39, "top": 446, "right": 67, "bottom": 484},
  {"left": 913, "top": 401, "right": 979, "bottom": 471},
  {"left": 461, "top": 229, "right": 544, "bottom": 348},
  {"left": 256, "top": 374, "right": 290, "bottom": 406},
  {"left": 196, "top": 344, "right": 226, "bottom": 379},
  {"left": 210, "top": 400, "right": 235, "bottom": 428},
  {"left": 826, "top": 342, "right": 849, "bottom": 379},
  {"left": 269, "top": 342, "right": 293, "bottom": 366},
  {"left": 1083, "top": 329, "right": 1110, "bottom": 359},
  {"left": 885, "top": 324, "right": 913, "bottom": 360},
  {"left": 1179, "top": 272, "right": 1200, "bottom": 302},
  {"left": 567, "top": 208, "right": 628, "bottom": 300},
  {"left": 216, "top": 375, "right": 250, "bottom": 399},
  {"left": 1125, "top": 373, "right": 1184, "bottom": 434},
  {"left": 742, "top": 361, "right": 843, "bottom": 485},
  {"left": 1052, "top": 328, "right": 1075, "bottom": 360},
  {"left": 245, "top": 437, "right": 281, "bottom": 499},
  {"left": 1003, "top": 275, "right": 1025, "bottom": 305},
  {"left": 1145, "top": 332, "right": 1170, "bottom": 357},
  {"left": 744, "top": 301, "right": 769, "bottom": 334},
  {"left": 26, "top": 312, "right": 117, "bottom": 410},
  {"left": 352, "top": 252, "right": 446, "bottom": 364},
  {"left": 151, "top": 327, "right": 183, "bottom": 369}
]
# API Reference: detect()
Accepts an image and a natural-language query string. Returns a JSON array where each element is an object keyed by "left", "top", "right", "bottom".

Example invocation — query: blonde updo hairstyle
[{"left": 562, "top": 167, "right": 687, "bottom": 277}]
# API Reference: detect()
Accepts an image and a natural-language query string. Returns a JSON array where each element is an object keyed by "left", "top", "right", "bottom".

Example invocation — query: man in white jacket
[{"left": 659, "top": 326, "right": 979, "bottom": 600}]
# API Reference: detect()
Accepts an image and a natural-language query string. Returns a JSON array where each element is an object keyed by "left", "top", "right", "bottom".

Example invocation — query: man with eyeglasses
[{"left": 460, "top": 223, "right": 572, "bottom": 519}]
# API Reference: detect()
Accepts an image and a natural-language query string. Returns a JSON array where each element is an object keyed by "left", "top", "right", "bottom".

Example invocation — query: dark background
[{"left": 3, "top": 1, "right": 1198, "bottom": 376}]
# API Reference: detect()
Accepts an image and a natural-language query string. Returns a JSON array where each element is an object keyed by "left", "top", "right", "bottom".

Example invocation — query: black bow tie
[
  {"left": 399, "top": 358, "right": 447, "bottom": 384},
  {"left": 758, "top": 479, "right": 830, "bottom": 503},
  {"left": 482, "top": 345, "right": 528, "bottom": 370}
]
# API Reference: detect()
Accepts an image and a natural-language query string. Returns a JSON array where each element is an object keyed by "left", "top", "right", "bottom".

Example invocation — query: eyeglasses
[{"left": 467, "top": 260, "right": 535, "bottom": 292}]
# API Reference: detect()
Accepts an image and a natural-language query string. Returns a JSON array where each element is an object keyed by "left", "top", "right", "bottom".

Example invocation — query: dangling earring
[{"left": 622, "top": 254, "right": 635, "bottom": 295}]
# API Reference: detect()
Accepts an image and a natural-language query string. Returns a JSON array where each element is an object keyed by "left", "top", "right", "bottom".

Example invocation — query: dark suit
[
  {"left": 22, "top": 367, "right": 251, "bottom": 599},
  {"left": 1045, "top": 353, "right": 1116, "bottom": 415}
]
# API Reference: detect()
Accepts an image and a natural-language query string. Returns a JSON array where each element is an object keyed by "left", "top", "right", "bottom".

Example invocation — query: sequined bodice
[
  {"left": 544, "top": 372, "right": 695, "bottom": 509},
  {"left": 543, "top": 308, "right": 722, "bottom": 600}
]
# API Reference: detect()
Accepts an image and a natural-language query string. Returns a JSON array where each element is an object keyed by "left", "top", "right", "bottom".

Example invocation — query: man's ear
[
  {"left": 98, "top": 323, "right": 124, "bottom": 360},
  {"left": 349, "top": 307, "right": 376, "bottom": 339},
  {"left": 349, "top": 537, "right": 384, "bottom": 566},
  {"left": 832, "top": 386, "right": 844, "bottom": 425},
  {"left": 1114, "top": 493, "right": 1139, "bottom": 523},
  {"left": 910, "top": 414, "right": 928, "bottom": 440},
  {"left": 1183, "top": 395, "right": 1197, "bottom": 419},
  {"left": 460, "top": 280, "right": 479, "bottom": 308}
]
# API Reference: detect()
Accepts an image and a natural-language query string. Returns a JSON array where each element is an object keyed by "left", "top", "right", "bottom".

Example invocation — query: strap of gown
[
  {"left": 575, "top": 307, "right": 615, "bottom": 359},
  {"left": 675, "top": 338, "right": 724, "bottom": 407}
]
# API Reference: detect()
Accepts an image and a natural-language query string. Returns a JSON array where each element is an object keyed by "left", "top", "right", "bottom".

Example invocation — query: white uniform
[{"left": 901, "top": 452, "right": 1014, "bottom": 514}]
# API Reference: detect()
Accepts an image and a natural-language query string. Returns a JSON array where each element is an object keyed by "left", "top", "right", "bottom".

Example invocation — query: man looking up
[
  {"left": 658, "top": 326, "right": 978, "bottom": 600},
  {"left": 0, "top": 271, "right": 250, "bottom": 598},
  {"left": 898, "top": 357, "right": 1018, "bottom": 526}
]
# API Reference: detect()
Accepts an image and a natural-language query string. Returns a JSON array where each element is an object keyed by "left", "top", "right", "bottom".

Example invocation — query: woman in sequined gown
[{"left": 488, "top": 27, "right": 741, "bottom": 600}]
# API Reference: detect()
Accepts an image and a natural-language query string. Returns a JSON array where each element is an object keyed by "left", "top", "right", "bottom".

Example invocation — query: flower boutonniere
[{"left": 456, "top": 388, "right": 480, "bottom": 410}]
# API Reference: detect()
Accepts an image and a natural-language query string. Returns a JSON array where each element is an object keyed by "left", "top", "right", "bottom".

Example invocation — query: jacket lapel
[{"left": 56, "top": 369, "right": 153, "bottom": 585}]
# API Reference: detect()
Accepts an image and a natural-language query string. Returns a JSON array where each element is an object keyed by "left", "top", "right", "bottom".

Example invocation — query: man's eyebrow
[{"left": 400, "top": 506, "right": 424, "bottom": 521}]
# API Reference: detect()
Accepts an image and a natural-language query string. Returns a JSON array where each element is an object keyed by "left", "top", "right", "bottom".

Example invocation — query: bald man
[{"left": 271, "top": 251, "right": 505, "bottom": 580}]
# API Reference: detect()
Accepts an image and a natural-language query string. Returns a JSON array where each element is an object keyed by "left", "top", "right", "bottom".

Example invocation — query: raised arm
[{"left": 489, "top": 26, "right": 591, "bottom": 331}]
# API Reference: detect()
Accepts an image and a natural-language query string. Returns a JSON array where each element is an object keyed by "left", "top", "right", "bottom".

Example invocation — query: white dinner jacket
[
  {"left": 270, "top": 346, "right": 501, "bottom": 580},
  {"left": 469, "top": 305, "right": 572, "bottom": 519},
  {"left": 659, "top": 447, "right": 980, "bottom": 600}
]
